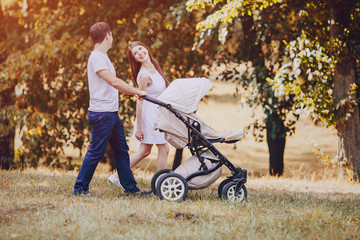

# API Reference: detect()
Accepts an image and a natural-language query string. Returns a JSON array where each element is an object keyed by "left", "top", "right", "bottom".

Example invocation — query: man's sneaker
[
  {"left": 126, "top": 189, "right": 152, "bottom": 196},
  {"left": 73, "top": 190, "right": 101, "bottom": 198},
  {"left": 108, "top": 174, "right": 123, "bottom": 189}
]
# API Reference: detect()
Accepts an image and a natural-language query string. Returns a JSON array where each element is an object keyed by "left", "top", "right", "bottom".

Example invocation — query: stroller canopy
[
  {"left": 158, "top": 78, "right": 213, "bottom": 113},
  {"left": 154, "top": 77, "right": 244, "bottom": 149}
]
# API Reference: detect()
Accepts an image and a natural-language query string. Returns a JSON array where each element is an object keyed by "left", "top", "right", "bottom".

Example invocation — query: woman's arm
[{"left": 135, "top": 74, "right": 152, "bottom": 140}]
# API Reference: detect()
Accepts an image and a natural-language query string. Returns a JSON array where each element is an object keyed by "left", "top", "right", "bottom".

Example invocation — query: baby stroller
[{"left": 143, "top": 77, "right": 247, "bottom": 202}]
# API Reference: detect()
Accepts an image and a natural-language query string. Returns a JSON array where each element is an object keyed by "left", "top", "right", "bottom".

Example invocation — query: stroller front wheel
[
  {"left": 151, "top": 169, "right": 173, "bottom": 195},
  {"left": 157, "top": 173, "right": 188, "bottom": 201},
  {"left": 222, "top": 182, "right": 247, "bottom": 202}
]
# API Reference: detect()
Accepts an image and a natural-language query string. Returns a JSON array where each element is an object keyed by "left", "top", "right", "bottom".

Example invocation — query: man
[{"left": 73, "top": 22, "right": 148, "bottom": 196}]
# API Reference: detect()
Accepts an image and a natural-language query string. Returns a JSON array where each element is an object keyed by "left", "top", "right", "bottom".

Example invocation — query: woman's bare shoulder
[{"left": 138, "top": 72, "right": 152, "bottom": 87}]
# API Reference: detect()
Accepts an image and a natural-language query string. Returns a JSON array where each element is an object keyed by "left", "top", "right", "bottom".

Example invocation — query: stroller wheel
[
  {"left": 151, "top": 169, "right": 173, "bottom": 195},
  {"left": 218, "top": 178, "right": 232, "bottom": 199},
  {"left": 157, "top": 173, "right": 188, "bottom": 201},
  {"left": 222, "top": 182, "right": 247, "bottom": 203}
]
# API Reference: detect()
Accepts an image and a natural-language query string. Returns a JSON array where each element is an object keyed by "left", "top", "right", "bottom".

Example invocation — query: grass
[{"left": 1, "top": 167, "right": 359, "bottom": 240}]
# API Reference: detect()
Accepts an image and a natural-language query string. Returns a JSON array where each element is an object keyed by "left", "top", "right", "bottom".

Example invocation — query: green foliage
[
  {"left": 269, "top": 1, "right": 360, "bottom": 129},
  {"left": 186, "top": 0, "right": 360, "bottom": 130},
  {"left": 186, "top": 1, "right": 302, "bottom": 142},
  {"left": 0, "top": 0, "right": 217, "bottom": 169},
  {"left": 269, "top": 36, "right": 356, "bottom": 127},
  {"left": 187, "top": 0, "right": 283, "bottom": 45},
  {"left": 186, "top": 0, "right": 360, "bottom": 179}
]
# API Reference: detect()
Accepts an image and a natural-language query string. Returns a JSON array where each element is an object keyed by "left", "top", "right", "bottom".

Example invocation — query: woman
[{"left": 108, "top": 41, "right": 170, "bottom": 188}]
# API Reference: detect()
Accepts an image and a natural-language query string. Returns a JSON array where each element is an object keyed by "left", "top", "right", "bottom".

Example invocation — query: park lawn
[{"left": 1, "top": 167, "right": 359, "bottom": 240}]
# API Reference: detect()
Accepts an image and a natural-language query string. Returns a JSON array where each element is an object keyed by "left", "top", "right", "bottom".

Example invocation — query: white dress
[{"left": 132, "top": 69, "right": 167, "bottom": 144}]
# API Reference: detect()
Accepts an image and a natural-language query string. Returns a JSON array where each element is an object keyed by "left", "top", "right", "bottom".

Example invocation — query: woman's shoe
[{"left": 108, "top": 174, "right": 124, "bottom": 189}]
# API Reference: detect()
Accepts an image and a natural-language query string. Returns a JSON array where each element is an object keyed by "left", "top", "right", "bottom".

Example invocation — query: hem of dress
[
  {"left": 132, "top": 137, "right": 167, "bottom": 145},
  {"left": 141, "top": 141, "right": 168, "bottom": 145}
]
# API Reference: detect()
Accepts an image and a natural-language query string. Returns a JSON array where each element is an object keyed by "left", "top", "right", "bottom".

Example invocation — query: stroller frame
[{"left": 144, "top": 96, "right": 247, "bottom": 200}]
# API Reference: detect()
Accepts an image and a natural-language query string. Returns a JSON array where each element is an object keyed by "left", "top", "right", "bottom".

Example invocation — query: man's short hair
[{"left": 89, "top": 22, "right": 111, "bottom": 44}]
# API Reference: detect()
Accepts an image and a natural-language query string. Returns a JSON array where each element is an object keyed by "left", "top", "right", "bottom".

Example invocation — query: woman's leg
[
  {"left": 109, "top": 143, "right": 152, "bottom": 181},
  {"left": 130, "top": 143, "right": 153, "bottom": 168},
  {"left": 156, "top": 143, "right": 169, "bottom": 171}
]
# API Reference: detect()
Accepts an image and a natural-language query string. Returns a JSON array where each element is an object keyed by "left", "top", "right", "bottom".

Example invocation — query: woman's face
[{"left": 131, "top": 45, "right": 149, "bottom": 63}]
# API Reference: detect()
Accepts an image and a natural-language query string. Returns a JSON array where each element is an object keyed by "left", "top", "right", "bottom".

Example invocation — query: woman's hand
[
  {"left": 136, "top": 90, "right": 147, "bottom": 99},
  {"left": 135, "top": 129, "right": 144, "bottom": 141}
]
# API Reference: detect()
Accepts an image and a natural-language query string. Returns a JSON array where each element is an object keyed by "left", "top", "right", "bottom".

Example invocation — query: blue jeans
[{"left": 73, "top": 111, "right": 140, "bottom": 194}]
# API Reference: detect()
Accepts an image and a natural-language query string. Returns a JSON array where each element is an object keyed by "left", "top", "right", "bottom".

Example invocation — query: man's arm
[{"left": 97, "top": 69, "right": 147, "bottom": 97}]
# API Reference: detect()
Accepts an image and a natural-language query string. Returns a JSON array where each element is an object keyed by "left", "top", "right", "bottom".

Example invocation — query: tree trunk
[
  {"left": 241, "top": 16, "right": 288, "bottom": 177},
  {"left": 266, "top": 125, "right": 286, "bottom": 176},
  {"left": 334, "top": 59, "right": 360, "bottom": 181},
  {"left": 0, "top": 3, "right": 15, "bottom": 170},
  {"left": 0, "top": 85, "right": 15, "bottom": 170},
  {"left": 172, "top": 148, "right": 183, "bottom": 170},
  {"left": 267, "top": 137, "right": 285, "bottom": 176},
  {"left": 331, "top": 3, "right": 360, "bottom": 181}
]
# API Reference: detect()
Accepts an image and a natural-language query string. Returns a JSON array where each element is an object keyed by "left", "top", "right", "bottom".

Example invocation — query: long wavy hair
[{"left": 128, "top": 41, "right": 170, "bottom": 87}]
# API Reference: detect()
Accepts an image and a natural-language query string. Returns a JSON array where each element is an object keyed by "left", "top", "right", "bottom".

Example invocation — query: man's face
[{"left": 107, "top": 32, "right": 113, "bottom": 48}]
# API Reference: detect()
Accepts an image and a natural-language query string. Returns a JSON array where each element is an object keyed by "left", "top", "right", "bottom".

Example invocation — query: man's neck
[{"left": 94, "top": 43, "right": 109, "bottom": 54}]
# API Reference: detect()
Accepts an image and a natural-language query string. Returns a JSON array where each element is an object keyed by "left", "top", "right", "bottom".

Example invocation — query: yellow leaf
[{"left": 79, "top": 8, "right": 85, "bottom": 16}]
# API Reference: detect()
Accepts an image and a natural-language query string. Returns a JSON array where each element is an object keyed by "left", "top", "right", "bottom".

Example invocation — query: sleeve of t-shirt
[{"left": 92, "top": 55, "right": 110, "bottom": 74}]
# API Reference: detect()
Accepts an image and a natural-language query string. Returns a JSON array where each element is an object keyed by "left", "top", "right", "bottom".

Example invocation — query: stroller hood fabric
[
  {"left": 154, "top": 77, "right": 244, "bottom": 149},
  {"left": 158, "top": 77, "right": 213, "bottom": 114}
]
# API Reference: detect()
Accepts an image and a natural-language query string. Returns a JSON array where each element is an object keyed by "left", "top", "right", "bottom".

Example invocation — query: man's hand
[{"left": 137, "top": 90, "right": 147, "bottom": 99}]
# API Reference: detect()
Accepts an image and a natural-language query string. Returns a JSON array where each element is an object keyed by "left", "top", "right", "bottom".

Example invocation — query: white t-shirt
[{"left": 87, "top": 50, "right": 118, "bottom": 112}]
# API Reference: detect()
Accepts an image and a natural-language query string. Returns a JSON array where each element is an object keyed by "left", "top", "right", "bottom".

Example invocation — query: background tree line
[
  {"left": 1, "top": 0, "right": 359, "bottom": 181},
  {"left": 0, "top": 0, "right": 217, "bottom": 169}
]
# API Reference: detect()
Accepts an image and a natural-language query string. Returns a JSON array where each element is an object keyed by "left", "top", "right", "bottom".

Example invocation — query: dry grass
[{"left": 1, "top": 167, "right": 359, "bottom": 240}]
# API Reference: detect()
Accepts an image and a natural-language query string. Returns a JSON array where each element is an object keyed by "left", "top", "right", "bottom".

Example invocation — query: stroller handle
[{"left": 142, "top": 96, "right": 168, "bottom": 108}]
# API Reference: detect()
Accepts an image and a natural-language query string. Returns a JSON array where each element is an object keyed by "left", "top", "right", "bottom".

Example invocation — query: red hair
[{"left": 127, "top": 41, "right": 170, "bottom": 87}]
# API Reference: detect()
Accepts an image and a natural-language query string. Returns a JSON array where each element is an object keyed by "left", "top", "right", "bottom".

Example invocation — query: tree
[
  {"left": 270, "top": 1, "right": 360, "bottom": 180},
  {"left": 0, "top": 0, "right": 217, "bottom": 170},
  {"left": 186, "top": 0, "right": 299, "bottom": 176},
  {"left": 187, "top": 0, "right": 360, "bottom": 180},
  {"left": 0, "top": 1, "right": 22, "bottom": 169}
]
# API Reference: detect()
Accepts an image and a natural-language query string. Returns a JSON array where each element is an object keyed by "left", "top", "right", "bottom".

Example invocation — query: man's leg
[
  {"left": 73, "top": 112, "right": 113, "bottom": 194},
  {"left": 107, "top": 143, "right": 152, "bottom": 188},
  {"left": 109, "top": 112, "right": 140, "bottom": 193}
]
